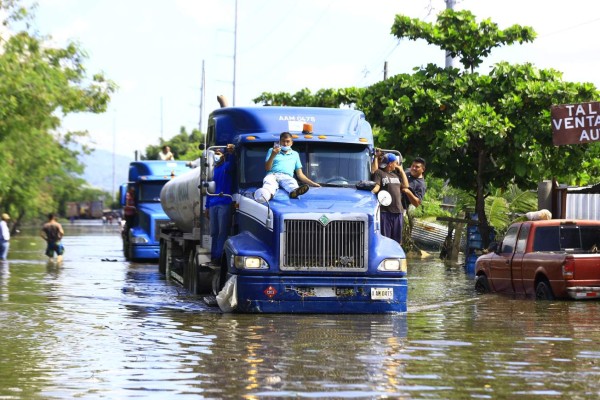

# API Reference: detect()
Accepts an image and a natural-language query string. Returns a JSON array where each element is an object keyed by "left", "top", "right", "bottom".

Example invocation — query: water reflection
[{"left": 0, "top": 226, "right": 600, "bottom": 399}]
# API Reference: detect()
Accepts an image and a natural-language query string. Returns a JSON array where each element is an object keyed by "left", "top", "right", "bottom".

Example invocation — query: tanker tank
[{"left": 160, "top": 168, "right": 202, "bottom": 233}]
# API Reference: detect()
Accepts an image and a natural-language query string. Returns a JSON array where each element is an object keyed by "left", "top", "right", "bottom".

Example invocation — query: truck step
[{"left": 202, "top": 295, "right": 219, "bottom": 307}]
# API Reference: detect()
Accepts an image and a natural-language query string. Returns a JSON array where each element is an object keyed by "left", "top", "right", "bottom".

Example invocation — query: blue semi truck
[
  {"left": 120, "top": 160, "right": 191, "bottom": 261},
  {"left": 159, "top": 106, "right": 408, "bottom": 313}
]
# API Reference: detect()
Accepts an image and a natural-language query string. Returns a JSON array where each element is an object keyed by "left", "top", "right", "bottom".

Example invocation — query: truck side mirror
[
  {"left": 487, "top": 242, "right": 499, "bottom": 254},
  {"left": 203, "top": 181, "right": 216, "bottom": 194},
  {"left": 377, "top": 190, "right": 392, "bottom": 206},
  {"left": 119, "top": 183, "right": 128, "bottom": 206}
]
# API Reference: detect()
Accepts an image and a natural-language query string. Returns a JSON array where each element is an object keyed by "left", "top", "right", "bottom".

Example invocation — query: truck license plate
[
  {"left": 371, "top": 287, "right": 393, "bottom": 300},
  {"left": 296, "top": 287, "right": 355, "bottom": 297}
]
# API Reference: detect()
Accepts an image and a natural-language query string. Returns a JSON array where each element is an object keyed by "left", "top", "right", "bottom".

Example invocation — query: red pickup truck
[{"left": 475, "top": 219, "right": 600, "bottom": 300}]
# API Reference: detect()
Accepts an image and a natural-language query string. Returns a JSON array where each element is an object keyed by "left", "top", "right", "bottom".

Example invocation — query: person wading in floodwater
[{"left": 41, "top": 213, "right": 65, "bottom": 263}]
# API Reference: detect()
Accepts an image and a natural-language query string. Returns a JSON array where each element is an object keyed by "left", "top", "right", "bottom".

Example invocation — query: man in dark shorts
[
  {"left": 371, "top": 153, "right": 409, "bottom": 244},
  {"left": 41, "top": 213, "right": 65, "bottom": 262}
]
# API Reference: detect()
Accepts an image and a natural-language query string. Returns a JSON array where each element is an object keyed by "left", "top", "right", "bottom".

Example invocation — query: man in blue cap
[{"left": 371, "top": 153, "right": 409, "bottom": 244}]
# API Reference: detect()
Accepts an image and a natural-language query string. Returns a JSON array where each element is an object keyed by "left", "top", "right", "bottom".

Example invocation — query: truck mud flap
[{"left": 216, "top": 275, "right": 238, "bottom": 312}]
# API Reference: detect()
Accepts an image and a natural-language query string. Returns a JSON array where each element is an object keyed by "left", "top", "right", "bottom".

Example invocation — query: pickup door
[{"left": 488, "top": 225, "right": 519, "bottom": 293}]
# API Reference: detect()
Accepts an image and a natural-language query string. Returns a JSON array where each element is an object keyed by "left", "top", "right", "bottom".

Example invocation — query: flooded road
[{"left": 1, "top": 222, "right": 600, "bottom": 399}]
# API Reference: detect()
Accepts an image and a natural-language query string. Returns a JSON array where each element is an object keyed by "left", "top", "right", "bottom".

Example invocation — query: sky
[{"left": 26, "top": 0, "right": 600, "bottom": 159}]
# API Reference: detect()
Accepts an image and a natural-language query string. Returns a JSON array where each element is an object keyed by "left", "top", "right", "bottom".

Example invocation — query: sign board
[{"left": 551, "top": 101, "right": 600, "bottom": 146}]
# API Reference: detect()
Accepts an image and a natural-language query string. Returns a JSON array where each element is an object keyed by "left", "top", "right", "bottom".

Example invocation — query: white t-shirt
[{"left": 0, "top": 220, "right": 10, "bottom": 241}]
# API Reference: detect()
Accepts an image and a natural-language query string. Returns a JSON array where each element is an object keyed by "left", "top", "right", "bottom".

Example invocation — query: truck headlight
[
  {"left": 130, "top": 236, "right": 149, "bottom": 244},
  {"left": 233, "top": 256, "right": 268, "bottom": 269},
  {"left": 378, "top": 258, "right": 407, "bottom": 272}
]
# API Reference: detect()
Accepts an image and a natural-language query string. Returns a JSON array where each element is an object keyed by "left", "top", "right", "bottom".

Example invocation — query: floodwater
[{"left": 1, "top": 222, "right": 600, "bottom": 399}]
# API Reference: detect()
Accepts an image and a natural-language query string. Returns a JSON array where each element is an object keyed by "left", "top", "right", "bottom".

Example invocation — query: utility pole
[
  {"left": 445, "top": 0, "right": 456, "bottom": 68},
  {"left": 112, "top": 109, "right": 116, "bottom": 203},
  {"left": 160, "top": 96, "right": 164, "bottom": 140},
  {"left": 199, "top": 60, "right": 205, "bottom": 133},
  {"left": 233, "top": 0, "right": 238, "bottom": 106},
  {"left": 383, "top": 61, "right": 388, "bottom": 80}
]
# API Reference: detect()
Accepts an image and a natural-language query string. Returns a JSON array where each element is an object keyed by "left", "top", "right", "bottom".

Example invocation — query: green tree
[
  {"left": 0, "top": 1, "right": 116, "bottom": 227},
  {"left": 365, "top": 9, "right": 599, "bottom": 245},
  {"left": 143, "top": 127, "right": 203, "bottom": 161},
  {"left": 255, "top": 10, "right": 600, "bottom": 248}
]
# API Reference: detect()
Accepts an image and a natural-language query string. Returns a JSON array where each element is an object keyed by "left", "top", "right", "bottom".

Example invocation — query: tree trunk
[{"left": 475, "top": 147, "right": 491, "bottom": 248}]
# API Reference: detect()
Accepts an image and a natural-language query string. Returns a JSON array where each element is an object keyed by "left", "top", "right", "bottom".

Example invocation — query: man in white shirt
[{"left": 0, "top": 213, "right": 11, "bottom": 260}]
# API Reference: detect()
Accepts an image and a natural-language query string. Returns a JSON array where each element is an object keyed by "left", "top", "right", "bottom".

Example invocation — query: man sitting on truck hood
[{"left": 254, "top": 131, "right": 320, "bottom": 203}]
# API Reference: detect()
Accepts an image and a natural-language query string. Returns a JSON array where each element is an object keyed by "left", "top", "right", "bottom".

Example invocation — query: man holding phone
[{"left": 254, "top": 132, "right": 320, "bottom": 203}]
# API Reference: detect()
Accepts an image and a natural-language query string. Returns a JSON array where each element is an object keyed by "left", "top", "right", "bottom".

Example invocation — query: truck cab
[
  {"left": 160, "top": 106, "right": 408, "bottom": 313},
  {"left": 121, "top": 160, "right": 191, "bottom": 260}
]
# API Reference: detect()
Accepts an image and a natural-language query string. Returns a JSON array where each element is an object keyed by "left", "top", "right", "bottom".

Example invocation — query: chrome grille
[{"left": 282, "top": 219, "right": 367, "bottom": 271}]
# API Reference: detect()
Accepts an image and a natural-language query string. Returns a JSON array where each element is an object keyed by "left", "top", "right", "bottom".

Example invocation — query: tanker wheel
[
  {"left": 186, "top": 249, "right": 197, "bottom": 294},
  {"left": 474, "top": 274, "right": 491, "bottom": 294},
  {"left": 535, "top": 280, "right": 555, "bottom": 301},
  {"left": 158, "top": 240, "right": 167, "bottom": 275}
]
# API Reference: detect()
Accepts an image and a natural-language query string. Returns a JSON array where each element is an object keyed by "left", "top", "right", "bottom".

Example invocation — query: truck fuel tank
[{"left": 160, "top": 168, "right": 202, "bottom": 233}]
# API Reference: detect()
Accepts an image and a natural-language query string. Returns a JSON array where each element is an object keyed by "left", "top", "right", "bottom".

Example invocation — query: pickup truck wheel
[
  {"left": 535, "top": 280, "right": 555, "bottom": 300},
  {"left": 475, "top": 274, "right": 491, "bottom": 294}
]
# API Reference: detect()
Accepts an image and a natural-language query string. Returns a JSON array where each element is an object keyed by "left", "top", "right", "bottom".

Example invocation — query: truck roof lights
[{"left": 302, "top": 123, "right": 313, "bottom": 134}]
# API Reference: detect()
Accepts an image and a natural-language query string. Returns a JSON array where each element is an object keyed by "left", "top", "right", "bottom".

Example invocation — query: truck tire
[
  {"left": 188, "top": 249, "right": 212, "bottom": 295},
  {"left": 535, "top": 280, "right": 555, "bottom": 300},
  {"left": 159, "top": 240, "right": 167, "bottom": 275},
  {"left": 212, "top": 264, "right": 227, "bottom": 296},
  {"left": 474, "top": 274, "right": 491, "bottom": 294},
  {"left": 123, "top": 235, "right": 130, "bottom": 260}
]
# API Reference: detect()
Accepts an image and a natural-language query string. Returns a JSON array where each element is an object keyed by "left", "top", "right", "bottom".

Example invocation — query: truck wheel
[
  {"left": 474, "top": 274, "right": 491, "bottom": 294},
  {"left": 189, "top": 249, "right": 212, "bottom": 295},
  {"left": 212, "top": 265, "right": 227, "bottom": 296},
  {"left": 158, "top": 241, "right": 167, "bottom": 275},
  {"left": 535, "top": 280, "right": 555, "bottom": 300},
  {"left": 123, "top": 235, "right": 130, "bottom": 260}
]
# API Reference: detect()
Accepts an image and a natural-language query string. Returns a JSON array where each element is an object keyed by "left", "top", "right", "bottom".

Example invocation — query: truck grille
[{"left": 282, "top": 218, "right": 367, "bottom": 271}]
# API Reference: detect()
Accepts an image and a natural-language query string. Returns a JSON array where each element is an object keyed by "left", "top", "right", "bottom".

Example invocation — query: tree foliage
[
  {"left": 253, "top": 9, "right": 600, "bottom": 247},
  {"left": 392, "top": 10, "right": 537, "bottom": 72},
  {"left": 0, "top": 1, "right": 116, "bottom": 227},
  {"left": 143, "top": 127, "right": 204, "bottom": 161}
]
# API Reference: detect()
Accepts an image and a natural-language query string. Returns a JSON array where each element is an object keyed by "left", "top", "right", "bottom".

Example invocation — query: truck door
[
  {"left": 489, "top": 225, "right": 519, "bottom": 293},
  {"left": 510, "top": 224, "right": 530, "bottom": 294}
]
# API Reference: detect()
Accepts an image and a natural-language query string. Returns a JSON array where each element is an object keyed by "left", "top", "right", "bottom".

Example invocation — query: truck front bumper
[
  {"left": 131, "top": 245, "right": 160, "bottom": 260},
  {"left": 231, "top": 275, "right": 407, "bottom": 313}
]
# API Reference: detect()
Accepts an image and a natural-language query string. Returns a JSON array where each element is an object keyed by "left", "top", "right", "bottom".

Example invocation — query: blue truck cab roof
[
  {"left": 128, "top": 160, "right": 191, "bottom": 182},
  {"left": 209, "top": 106, "right": 373, "bottom": 146}
]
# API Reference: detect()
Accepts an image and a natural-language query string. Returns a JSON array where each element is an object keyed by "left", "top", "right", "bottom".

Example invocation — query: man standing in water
[
  {"left": 41, "top": 213, "right": 65, "bottom": 262},
  {"left": 0, "top": 213, "right": 10, "bottom": 261}
]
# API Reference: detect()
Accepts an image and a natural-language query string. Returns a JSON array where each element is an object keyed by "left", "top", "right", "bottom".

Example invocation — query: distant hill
[{"left": 78, "top": 149, "right": 133, "bottom": 194}]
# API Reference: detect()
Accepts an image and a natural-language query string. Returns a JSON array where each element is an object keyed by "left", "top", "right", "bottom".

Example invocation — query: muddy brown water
[{"left": 1, "top": 221, "right": 599, "bottom": 399}]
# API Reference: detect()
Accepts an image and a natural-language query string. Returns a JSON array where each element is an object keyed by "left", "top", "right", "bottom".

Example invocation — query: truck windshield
[
  {"left": 138, "top": 182, "right": 165, "bottom": 202},
  {"left": 240, "top": 142, "right": 371, "bottom": 187}
]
